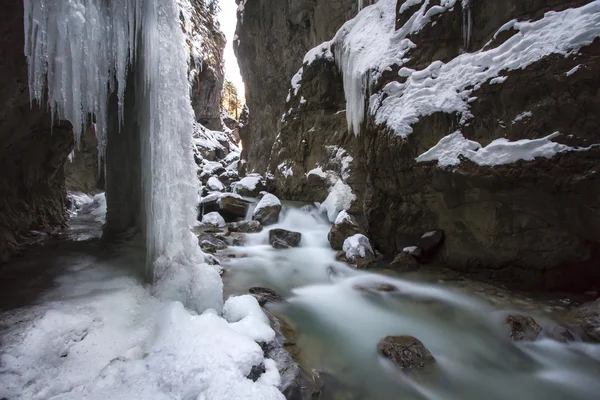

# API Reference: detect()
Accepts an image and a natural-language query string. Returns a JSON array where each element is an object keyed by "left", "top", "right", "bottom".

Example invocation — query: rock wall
[
  {"left": 234, "top": 0, "right": 358, "bottom": 173},
  {"left": 187, "top": 0, "right": 227, "bottom": 131},
  {"left": 236, "top": 0, "right": 600, "bottom": 291},
  {"left": 0, "top": 0, "right": 74, "bottom": 262}
]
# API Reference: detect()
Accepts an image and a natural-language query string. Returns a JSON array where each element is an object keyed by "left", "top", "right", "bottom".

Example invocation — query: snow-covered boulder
[
  {"left": 201, "top": 211, "right": 226, "bottom": 227},
  {"left": 328, "top": 210, "right": 360, "bottom": 250},
  {"left": 200, "top": 193, "right": 251, "bottom": 222},
  {"left": 342, "top": 234, "right": 376, "bottom": 269},
  {"left": 232, "top": 173, "right": 265, "bottom": 197},
  {"left": 206, "top": 176, "right": 225, "bottom": 192},
  {"left": 252, "top": 193, "right": 282, "bottom": 226}
]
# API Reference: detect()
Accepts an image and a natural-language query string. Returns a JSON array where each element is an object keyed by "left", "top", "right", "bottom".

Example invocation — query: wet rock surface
[
  {"left": 269, "top": 229, "right": 302, "bottom": 249},
  {"left": 377, "top": 336, "right": 435, "bottom": 374},
  {"left": 197, "top": 233, "right": 228, "bottom": 253},
  {"left": 227, "top": 220, "right": 263, "bottom": 233},
  {"left": 389, "top": 252, "right": 420, "bottom": 272},
  {"left": 249, "top": 287, "right": 287, "bottom": 307},
  {"left": 505, "top": 315, "right": 543, "bottom": 341}
]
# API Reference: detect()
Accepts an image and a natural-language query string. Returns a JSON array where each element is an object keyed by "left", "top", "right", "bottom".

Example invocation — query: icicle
[
  {"left": 462, "top": 0, "right": 472, "bottom": 51},
  {"left": 23, "top": 0, "right": 223, "bottom": 313}
]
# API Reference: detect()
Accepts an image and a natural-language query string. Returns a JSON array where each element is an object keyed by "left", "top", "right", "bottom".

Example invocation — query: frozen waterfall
[{"left": 23, "top": 0, "right": 223, "bottom": 312}]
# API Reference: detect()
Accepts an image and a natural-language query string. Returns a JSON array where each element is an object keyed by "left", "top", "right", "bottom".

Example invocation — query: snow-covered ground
[{"left": 0, "top": 205, "right": 284, "bottom": 400}]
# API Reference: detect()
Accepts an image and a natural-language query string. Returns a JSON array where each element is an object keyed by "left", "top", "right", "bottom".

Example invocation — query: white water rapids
[{"left": 224, "top": 205, "right": 600, "bottom": 400}]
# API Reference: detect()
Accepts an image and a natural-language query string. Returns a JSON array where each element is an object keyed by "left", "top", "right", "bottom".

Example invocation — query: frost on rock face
[
  {"left": 416, "top": 131, "right": 586, "bottom": 167},
  {"left": 24, "top": 0, "right": 223, "bottom": 313},
  {"left": 326, "top": 0, "right": 600, "bottom": 137}
]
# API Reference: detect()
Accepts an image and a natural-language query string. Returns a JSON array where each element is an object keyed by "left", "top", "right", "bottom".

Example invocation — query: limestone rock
[
  {"left": 252, "top": 193, "right": 282, "bottom": 226},
  {"left": 269, "top": 229, "right": 302, "bottom": 249},
  {"left": 377, "top": 336, "right": 435, "bottom": 374},
  {"left": 505, "top": 315, "right": 542, "bottom": 341},
  {"left": 228, "top": 220, "right": 263, "bottom": 233},
  {"left": 328, "top": 210, "right": 360, "bottom": 251}
]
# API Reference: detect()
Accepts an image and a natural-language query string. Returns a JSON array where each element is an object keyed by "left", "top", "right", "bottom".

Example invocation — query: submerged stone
[
  {"left": 228, "top": 220, "right": 263, "bottom": 233},
  {"left": 249, "top": 287, "right": 287, "bottom": 306},
  {"left": 505, "top": 315, "right": 542, "bottom": 341},
  {"left": 377, "top": 335, "right": 435, "bottom": 374}
]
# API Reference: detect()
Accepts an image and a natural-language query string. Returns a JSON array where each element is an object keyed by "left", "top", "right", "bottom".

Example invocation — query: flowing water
[{"left": 222, "top": 204, "right": 600, "bottom": 400}]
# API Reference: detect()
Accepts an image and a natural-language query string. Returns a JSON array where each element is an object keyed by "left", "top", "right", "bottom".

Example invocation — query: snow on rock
[
  {"left": 512, "top": 111, "right": 533, "bottom": 124},
  {"left": 334, "top": 210, "right": 353, "bottom": 225},
  {"left": 253, "top": 194, "right": 282, "bottom": 217},
  {"left": 343, "top": 234, "right": 374, "bottom": 262},
  {"left": 201, "top": 160, "right": 225, "bottom": 176},
  {"left": 232, "top": 174, "right": 263, "bottom": 195},
  {"left": 306, "top": 166, "right": 327, "bottom": 178},
  {"left": 207, "top": 176, "right": 225, "bottom": 192},
  {"left": 416, "top": 131, "right": 587, "bottom": 167},
  {"left": 277, "top": 162, "right": 294, "bottom": 178},
  {"left": 201, "top": 211, "right": 226, "bottom": 227},
  {"left": 223, "top": 295, "right": 276, "bottom": 344},
  {"left": 320, "top": 179, "right": 356, "bottom": 223},
  {"left": 326, "top": 0, "right": 600, "bottom": 137},
  {"left": 566, "top": 65, "right": 582, "bottom": 76},
  {"left": 67, "top": 191, "right": 94, "bottom": 214},
  {"left": 91, "top": 193, "right": 107, "bottom": 223}
]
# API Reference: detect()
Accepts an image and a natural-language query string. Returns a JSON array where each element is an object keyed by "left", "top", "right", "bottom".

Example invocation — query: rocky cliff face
[
  {"left": 184, "top": 0, "right": 227, "bottom": 131},
  {"left": 0, "top": 0, "right": 74, "bottom": 262},
  {"left": 234, "top": 0, "right": 359, "bottom": 173},
  {"left": 235, "top": 0, "right": 600, "bottom": 291}
]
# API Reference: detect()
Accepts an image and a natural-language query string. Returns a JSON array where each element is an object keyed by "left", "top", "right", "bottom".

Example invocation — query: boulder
[
  {"left": 342, "top": 234, "right": 376, "bottom": 269},
  {"left": 327, "top": 210, "right": 360, "bottom": 251},
  {"left": 377, "top": 336, "right": 435, "bottom": 374},
  {"left": 504, "top": 315, "right": 542, "bottom": 341},
  {"left": 197, "top": 233, "right": 228, "bottom": 253},
  {"left": 228, "top": 220, "right": 263, "bottom": 233},
  {"left": 200, "top": 193, "right": 251, "bottom": 222},
  {"left": 389, "top": 252, "right": 419, "bottom": 272},
  {"left": 232, "top": 174, "right": 265, "bottom": 197},
  {"left": 269, "top": 229, "right": 302, "bottom": 249},
  {"left": 416, "top": 230, "right": 444, "bottom": 258},
  {"left": 206, "top": 176, "right": 225, "bottom": 192},
  {"left": 249, "top": 287, "right": 286, "bottom": 306},
  {"left": 201, "top": 211, "right": 226, "bottom": 228},
  {"left": 252, "top": 193, "right": 282, "bottom": 226}
]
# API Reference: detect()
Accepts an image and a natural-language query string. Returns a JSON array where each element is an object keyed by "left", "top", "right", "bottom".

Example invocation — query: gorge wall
[
  {"left": 0, "top": 1, "right": 74, "bottom": 262},
  {"left": 0, "top": 0, "right": 227, "bottom": 261},
  {"left": 235, "top": 0, "right": 600, "bottom": 291}
]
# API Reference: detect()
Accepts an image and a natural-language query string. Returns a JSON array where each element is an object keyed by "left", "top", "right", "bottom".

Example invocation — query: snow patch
[
  {"left": 343, "top": 234, "right": 372, "bottom": 260},
  {"left": 320, "top": 179, "right": 356, "bottom": 223},
  {"left": 512, "top": 111, "right": 533, "bottom": 124},
  {"left": 416, "top": 131, "right": 586, "bottom": 167}
]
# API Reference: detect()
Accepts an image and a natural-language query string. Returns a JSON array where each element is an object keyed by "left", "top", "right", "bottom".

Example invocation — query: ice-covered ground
[{"left": 0, "top": 203, "right": 284, "bottom": 400}]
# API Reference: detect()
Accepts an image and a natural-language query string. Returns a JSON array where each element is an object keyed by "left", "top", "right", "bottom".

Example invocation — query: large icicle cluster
[{"left": 24, "top": 0, "right": 222, "bottom": 312}]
